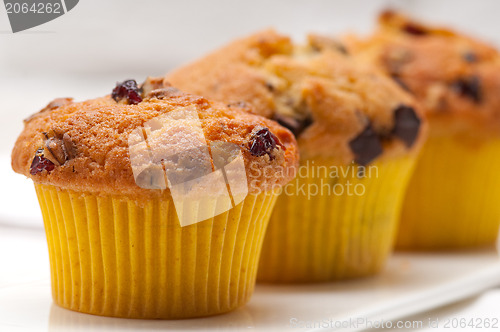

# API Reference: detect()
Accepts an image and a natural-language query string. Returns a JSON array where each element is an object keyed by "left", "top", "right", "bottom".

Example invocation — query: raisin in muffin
[
  {"left": 167, "top": 30, "right": 426, "bottom": 282},
  {"left": 11, "top": 78, "right": 298, "bottom": 318},
  {"left": 344, "top": 11, "right": 500, "bottom": 250}
]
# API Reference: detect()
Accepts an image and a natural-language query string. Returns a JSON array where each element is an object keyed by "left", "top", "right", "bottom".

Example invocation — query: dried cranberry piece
[
  {"left": 273, "top": 113, "right": 313, "bottom": 138},
  {"left": 248, "top": 127, "right": 283, "bottom": 160},
  {"left": 392, "top": 105, "right": 421, "bottom": 148},
  {"left": 30, "top": 148, "right": 55, "bottom": 175},
  {"left": 349, "top": 124, "right": 383, "bottom": 166},
  {"left": 451, "top": 76, "right": 482, "bottom": 103},
  {"left": 111, "top": 79, "right": 143, "bottom": 105}
]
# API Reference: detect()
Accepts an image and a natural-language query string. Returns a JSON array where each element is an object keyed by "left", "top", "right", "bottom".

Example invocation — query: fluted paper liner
[
  {"left": 35, "top": 184, "right": 277, "bottom": 319},
  {"left": 258, "top": 156, "right": 415, "bottom": 283},
  {"left": 397, "top": 135, "right": 500, "bottom": 249}
]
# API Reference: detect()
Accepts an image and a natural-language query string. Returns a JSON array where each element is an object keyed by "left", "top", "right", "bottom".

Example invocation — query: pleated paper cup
[
  {"left": 397, "top": 134, "right": 500, "bottom": 250},
  {"left": 34, "top": 184, "right": 277, "bottom": 319},
  {"left": 257, "top": 156, "right": 416, "bottom": 283}
]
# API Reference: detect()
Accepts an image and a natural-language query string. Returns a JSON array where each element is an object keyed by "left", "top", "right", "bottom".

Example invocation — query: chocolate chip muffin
[
  {"left": 167, "top": 30, "right": 426, "bottom": 282},
  {"left": 11, "top": 78, "right": 298, "bottom": 318},
  {"left": 345, "top": 11, "right": 500, "bottom": 249}
]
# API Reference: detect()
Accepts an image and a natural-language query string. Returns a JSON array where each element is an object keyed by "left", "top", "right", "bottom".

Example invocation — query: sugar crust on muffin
[{"left": 12, "top": 79, "right": 299, "bottom": 198}]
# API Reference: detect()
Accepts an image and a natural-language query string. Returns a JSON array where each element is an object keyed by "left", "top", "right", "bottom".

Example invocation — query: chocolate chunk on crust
[
  {"left": 349, "top": 124, "right": 383, "bottom": 166},
  {"left": 392, "top": 105, "right": 421, "bottom": 148}
]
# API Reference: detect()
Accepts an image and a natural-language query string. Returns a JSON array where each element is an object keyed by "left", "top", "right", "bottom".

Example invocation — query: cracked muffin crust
[
  {"left": 343, "top": 10, "right": 500, "bottom": 136},
  {"left": 12, "top": 78, "right": 299, "bottom": 198},
  {"left": 166, "top": 29, "right": 426, "bottom": 165}
]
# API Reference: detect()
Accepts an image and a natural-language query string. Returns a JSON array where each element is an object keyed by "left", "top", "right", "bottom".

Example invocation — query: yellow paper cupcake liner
[
  {"left": 397, "top": 135, "right": 500, "bottom": 250},
  {"left": 257, "top": 156, "right": 416, "bottom": 283},
  {"left": 34, "top": 184, "right": 277, "bottom": 319}
]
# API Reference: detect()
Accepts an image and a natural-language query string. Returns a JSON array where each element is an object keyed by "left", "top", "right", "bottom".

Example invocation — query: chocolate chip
[
  {"left": 112, "top": 79, "right": 143, "bottom": 105},
  {"left": 403, "top": 23, "right": 427, "bottom": 36},
  {"left": 248, "top": 127, "right": 284, "bottom": 160},
  {"left": 273, "top": 113, "right": 312, "bottom": 137},
  {"left": 349, "top": 124, "right": 383, "bottom": 166},
  {"left": 30, "top": 148, "right": 55, "bottom": 175},
  {"left": 451, "top": 76, "right": 482, "bottom": 103},
  {"left": 392, "top": 105, "right": 421, "bottom": 148},
  {"left": 463, "top": 52, "right": 478, "bottom": 63}
]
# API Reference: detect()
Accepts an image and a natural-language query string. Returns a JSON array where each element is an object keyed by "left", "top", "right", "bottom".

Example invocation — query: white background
[{"left": 1, "top": 1, "right": 500, "bottom": 331}]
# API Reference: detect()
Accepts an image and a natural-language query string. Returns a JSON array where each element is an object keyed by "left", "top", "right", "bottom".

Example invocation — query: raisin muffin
[
  {"left": 166, "top": 30, "right": 426, "bottom": 282},
  {"left": 345, "top": 11, "right": 500, "bottom": 250},
  {"left": 11, "top": 78, "right": 298, "bottom": 318}
]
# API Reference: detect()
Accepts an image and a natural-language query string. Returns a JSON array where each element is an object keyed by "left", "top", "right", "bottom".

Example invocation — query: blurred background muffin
[
  {"left": 167, "top": 30, "right": 426, "bottom": 282},
  {"left": 11, "top": 79, "right": 298, "bottom": 318},
  {"left": 345, "top": 11, "right": 500, "bottom": 250}
]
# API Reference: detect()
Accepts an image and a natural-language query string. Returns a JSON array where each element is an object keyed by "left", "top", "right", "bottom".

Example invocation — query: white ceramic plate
[{"left": 0, "top": 226, "right": 499, "bottom": 332}]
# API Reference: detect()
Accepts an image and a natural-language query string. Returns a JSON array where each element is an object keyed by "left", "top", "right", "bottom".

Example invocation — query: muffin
[
  {"left": 166, "top": 30, "right": 426, "bottom": 282},
  {"left": 11, "top": 78, "right": 298, "bottom": 318},
  {"left": 345, "top": 11, "right": 500, "bottom": 250}
]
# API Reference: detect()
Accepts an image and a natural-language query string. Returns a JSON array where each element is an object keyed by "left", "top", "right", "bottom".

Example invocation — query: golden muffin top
[
  {"left": 344, "top": 10, "right": 500, "bottom": 135},
  {"left": 12, "top": 78, "right": 299, "bottom": 198},
  {"left": 166, "top": 29, "right": 425, "bottom": 165}
]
